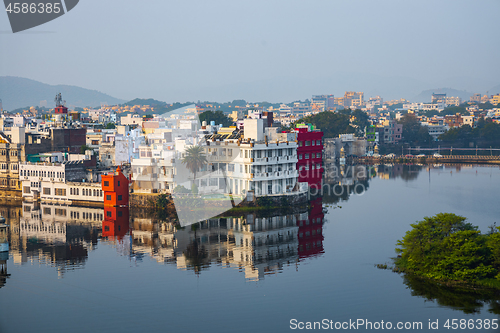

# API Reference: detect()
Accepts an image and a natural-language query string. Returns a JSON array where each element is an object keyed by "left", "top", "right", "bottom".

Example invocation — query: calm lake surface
[{"left": 1, "top": 164, "right": 500, "bottom": 333}]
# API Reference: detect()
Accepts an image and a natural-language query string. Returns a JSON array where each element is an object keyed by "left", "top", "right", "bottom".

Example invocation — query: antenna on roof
[{"left": 55, "top": 93, "right": 63, "bottom": 107}]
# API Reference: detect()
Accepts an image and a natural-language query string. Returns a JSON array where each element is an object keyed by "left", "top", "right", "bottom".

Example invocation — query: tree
[
  {"left": 198, "top": 110, "right": 233, "bottom": 127},
  {"left": 299, "top": 111, "right": 355, "bottom": 138},
  {"left": 106, "top": 123, "right": 116, "bottom": 129},
  {"left": 80, "top": 145, "right": 92, "bottom": 154},
  {"left": 398, "top": 114, "right": 432, "bottom": 145},
  {"left": 181, "top": 145, "right": 207, "bottom": 183},
  {"left": 351, "top": 109, "right": 370, "bottom": 136},
  {"left": 395, "top": 213, "right": 496, "bottom": 282}
]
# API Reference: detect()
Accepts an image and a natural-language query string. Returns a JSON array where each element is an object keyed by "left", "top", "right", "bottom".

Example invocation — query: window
[
  {"left": 43, "top": 207, "right": 51, "bottom": 215},
  {"left": 305, "top": 154, "right": 309, "bottom": 159},
  {"left": 228, "top": 149, "right": 232, "bottom": 157},
  {"left": 305, "top": 141, "right": 311, "bottom": 146},
  {"left": 23, "top": 186, "right": 30, "bottom": 193},
  {"left": 228, "top": 164, "right": 235, "bottom": 172},
  {"left": 118, "top": 195, "right": 122, "bottom": 201},
  {"left": 299, "top": 154, "right": 302, "bottom": 160},
  {"left": 118, "top": 211, "right": 123, "bottom": 217},
  {"left": 106, "top": 195, "right": 111, "bottom": 200},
  {"left": 43, "top": 188, "right": 51, "bottom": 195},
  {"left": 316, "top": 140, "right": 321, "bottom": 145},
  {"left": 117, "top": 181, "right": 120, "bottom": 186},
  {"left": 317, "top": 153, "right": 321, "bottom": 158},
  {"left": 55, "top": 188, "right": 66, "bottom": 196},
  {"left": 104, "top": 181, "right": 109, "bottom": 186},
  {"left": 107, "top": 211, "right": 112, "bottom": 217}
]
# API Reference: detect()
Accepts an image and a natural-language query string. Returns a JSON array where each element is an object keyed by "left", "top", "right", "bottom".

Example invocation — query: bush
[{"left": 395, "top": 213, "right": 498, "bottom": 283}]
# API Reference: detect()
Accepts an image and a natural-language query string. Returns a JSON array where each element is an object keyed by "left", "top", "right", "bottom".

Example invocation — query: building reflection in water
[
  {"left": 129, "top": 197, "right": 324, "bottom": 281},
  {"left": 1, "top": 221, "right": 10, "bottom": 289},
  {"left": 2, "top": 196, "right": 326, "bottom": 281},
  {"left": 322, "top": 164, "right": 373, "bottom": 204},
  {"left": 8, "top": 203, "right": 102, "bottom": 277}
]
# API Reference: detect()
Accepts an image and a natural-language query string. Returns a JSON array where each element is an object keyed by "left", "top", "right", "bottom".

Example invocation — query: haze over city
[{"left": 1, "top": 0, "right": 499, "bottom": 103}]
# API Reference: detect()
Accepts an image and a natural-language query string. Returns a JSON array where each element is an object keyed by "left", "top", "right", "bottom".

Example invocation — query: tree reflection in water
[{"left": 402, "top": 273, "right": 500, "bottom": 314}]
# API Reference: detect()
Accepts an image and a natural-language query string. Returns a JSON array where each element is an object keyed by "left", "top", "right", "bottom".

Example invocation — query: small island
[{"left": 392, "top": 213, "right": 500, "bottom": 290}]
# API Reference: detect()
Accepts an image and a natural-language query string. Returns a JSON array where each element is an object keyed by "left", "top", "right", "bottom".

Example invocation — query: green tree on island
[
  {"left": 395, "top": 213, "right": 500, "bottom": 285},
  {"left": 181, "top": 145, "right": 207, "bottom": 183}
]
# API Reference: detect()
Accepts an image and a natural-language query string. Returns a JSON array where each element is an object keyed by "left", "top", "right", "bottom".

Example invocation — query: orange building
[{"left": 101, "top": 167, "right": 129, "bottom": 207}]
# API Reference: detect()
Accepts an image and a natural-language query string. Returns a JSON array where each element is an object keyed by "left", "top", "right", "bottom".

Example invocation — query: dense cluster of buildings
[
  {"left": 1, "top": 89, "right": 500, "bottom": 209},
  {"left": 0, "top": 97, "right": 330, "bottom": 209}
]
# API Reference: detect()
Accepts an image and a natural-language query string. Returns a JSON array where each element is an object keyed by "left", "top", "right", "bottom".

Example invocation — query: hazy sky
[{"left": 1, "top": 0, "right": 499, "bottom": 103}]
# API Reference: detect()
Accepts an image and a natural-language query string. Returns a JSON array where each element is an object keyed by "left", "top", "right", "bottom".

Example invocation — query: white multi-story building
[
  {"left": 120, "top": 114, "right": 144, "bottom": 127},
  {"left": 99, "top": 135, "right": 133, "bottom": 168},
  {"left": 403, "top": 102, "right": 445, "bottom": 112},
  {"left": 19, "top": 162, "right": 103, "bottom": 205},
  {"left": 195, "top": 119, "right": 303, "bottom": 197},
  {"left": 421, "top": 122, "right": 449, "bottom": 140},
  {"left": 445, "top": 96, "right": 462, "bottom": 106},
  {"left": 131, "top": 145, "right": 177, "bottom": 193}
]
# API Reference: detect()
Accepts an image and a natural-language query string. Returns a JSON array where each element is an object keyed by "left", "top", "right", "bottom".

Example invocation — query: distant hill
[
  {"left": 412, "top": 88, "right": 473, "bottom": 103},
  {"left": 120, "top": 98, "right": 167, "bottom": 107},
  {"left": 489, "top": 84, "right": 500, "bottom": 95},
  {"left": 0, "top": 76, "right": 125, "bottom": 111}
]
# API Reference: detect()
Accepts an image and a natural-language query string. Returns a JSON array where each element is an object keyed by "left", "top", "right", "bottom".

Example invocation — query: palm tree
[{"left": 181, "top": 145, "right": 207, "bottom": 183}]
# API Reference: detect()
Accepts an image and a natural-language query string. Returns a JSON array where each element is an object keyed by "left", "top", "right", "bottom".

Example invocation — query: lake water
[{"left": 1, "top": 164, "right": 499, "bottom": 333}]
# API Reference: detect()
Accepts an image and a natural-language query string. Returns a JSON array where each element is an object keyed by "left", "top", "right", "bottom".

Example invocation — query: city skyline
[{"left": 1, "top": 0, "right": 499, "bottom": 103}]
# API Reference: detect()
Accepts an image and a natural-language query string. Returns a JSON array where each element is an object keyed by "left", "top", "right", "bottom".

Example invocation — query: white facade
[
  {"left": 19, "top": 162, "right": 103, "bottom": 204},
  {"left": 198, "top": 136, "right": 302, "bottom": 197},
  {"left": 422, "top": 123, "right": 449, "bottom": 140},
  {"left": 120, "top": 114, "right": 144, "bottom": 127},
  {"left": 403, "top": 102, "right": 445, "bottom": 111},
  {"left": 99, "top": 135, "right": 132, "bottom": 167}
]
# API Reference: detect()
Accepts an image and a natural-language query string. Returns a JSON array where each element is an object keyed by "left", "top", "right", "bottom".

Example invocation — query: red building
[
  {"left": 54, "top": 105, "right": 68, "bottom": 114},
  {"left": 297, "top": 197, "right": 324, "bottom": 258},
  {"left": 101, "top": 167, "right": 129, "bottom": 207},
  {"left": 294, "top": 124, "right": 324, "bottom": 191}
]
